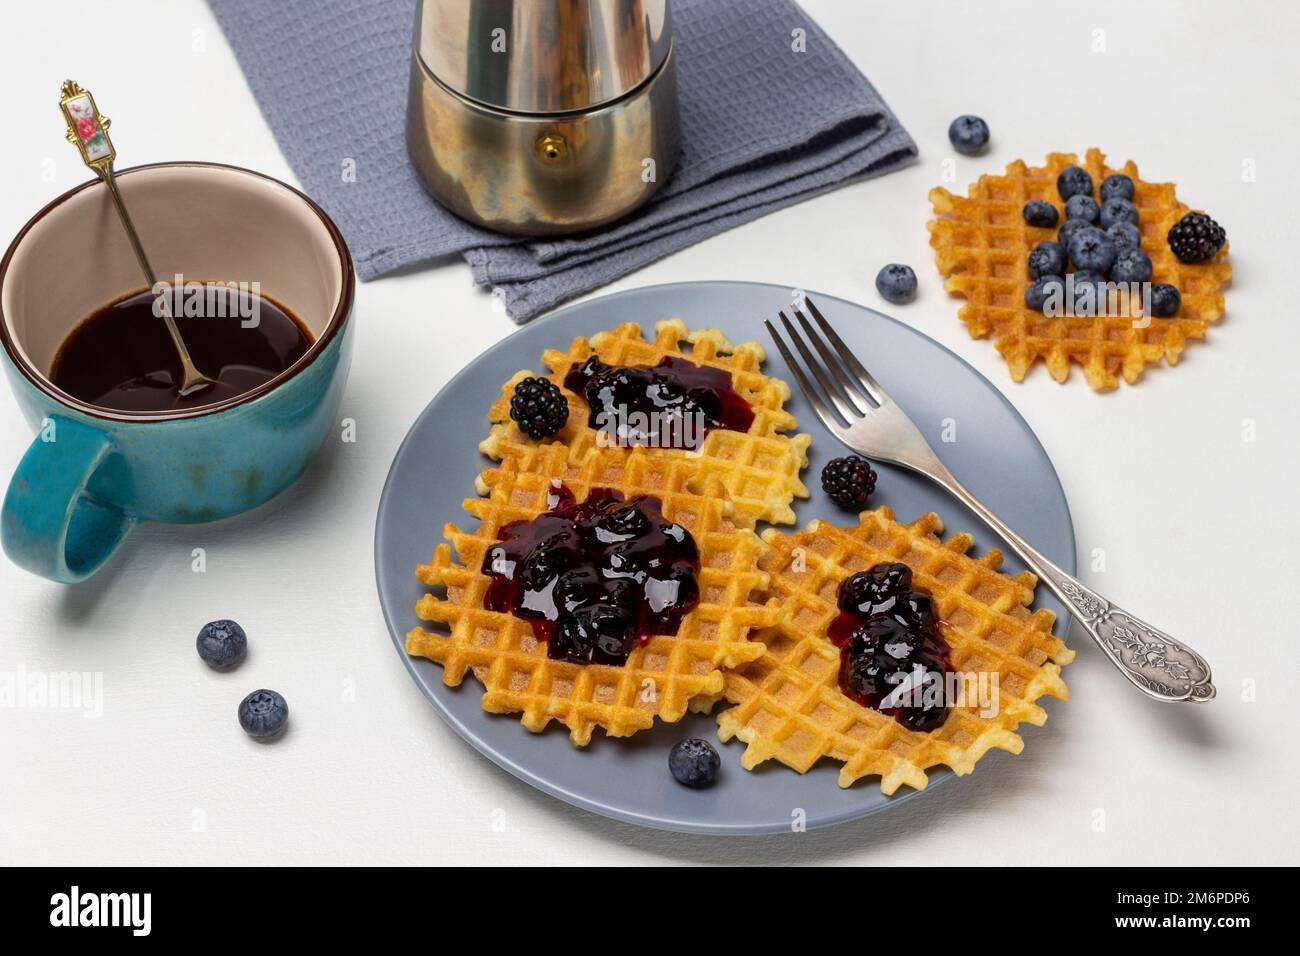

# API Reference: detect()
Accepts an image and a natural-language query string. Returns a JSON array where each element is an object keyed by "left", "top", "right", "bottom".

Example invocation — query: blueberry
[
  {"left": 1110, "top": 248, "right": 1153, "bottom": 284},
  {"left": 196, "top": 620, "right": 247, "bottom": 671},
  {"left": 238, "top": 689, "right": 288, "bottom": 739},
  {"left": 1027, "top": 241, "right": 1066, "bottom": 278},
  {"left": 1023, "top": 200, "right": 1059, "bottom": 228},
  {"left": 897, "top": 664, "right": 950, "bottom": 732},
  {"left": 1025, "top": 274, "right": 1064, "bottom": 311},
  {"left": 1058, "top": 217, "right": 1093, "bottom": 249},
  {"left": 849, "top": 615, "right": 923, "bottom": 662},
  {"left": 839, "top": 563, "right": 912, "bottom": 616},
  {"left": 1100, "top": 198, "right": 1139, "bottom": 230},
  {"left": 892, "top": 592, "right": 937, "bottom": 632},
  {"left": 668, "top": 737, "right": 720, "bottom": 788},
  {"left": 947, "top": 115, "right": 990, "bottom": 156},
  {"left": 1100, "top": 174, "right": 1135, "bottom": 201},
  {"left": 1064, "top": 195, "right": 1100, "bottom": 223},
  {"left": 1148, "top": 283, "right": 1181, "bottom": 318},
  {"left": 1056, "top": 165, "right": 1094, "bottom": 201},
  {"left": 875, "top": 263, "right": 918, "bottom": 304},
  {"left": 1067, "top": 227, "right": 1118, "bottom": 272},
  {"left": 1106, "top": 221, "right": 1142, "bottom": 252},
  {"left": 1071, "top": 269, "right": 1107, "bottom": 287}
]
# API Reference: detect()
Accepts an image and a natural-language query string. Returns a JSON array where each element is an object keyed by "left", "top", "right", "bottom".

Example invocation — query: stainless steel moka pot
[{"left": 406, "top": 0, "right": 681, "bottom": 235}]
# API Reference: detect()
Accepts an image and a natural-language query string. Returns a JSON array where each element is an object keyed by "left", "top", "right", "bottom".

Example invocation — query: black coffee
[{"left": 50, "top": 287, "right": 313, "bottom": 413}]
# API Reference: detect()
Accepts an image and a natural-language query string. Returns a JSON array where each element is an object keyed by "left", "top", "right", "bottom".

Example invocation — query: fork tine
[
  {"left": 764, "top": 318, "right": 845, "bottom": 431},
  {"left": 778, "top": 311, "right": 865, "bottom": 422},
  {"left": 791, "top": 305, "right": 877, "bottom": 409},
  {"left": 804, "top": 297, "right": 889, "bottom": 405}
]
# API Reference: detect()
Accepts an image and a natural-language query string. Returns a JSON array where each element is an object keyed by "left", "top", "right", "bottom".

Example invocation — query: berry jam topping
[
  {"left": 829, "top": 562, "right": 952, "bottom": 732},
  {"left": 481, "top": 483, "right": 700, "bottom": 665},
  {"left": 562, "top": 355, "right": 755, "bottom": 450}
]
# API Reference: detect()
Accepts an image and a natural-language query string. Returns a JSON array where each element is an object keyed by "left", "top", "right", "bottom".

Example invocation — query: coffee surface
[{"left": 50, "top": 287, "right": 313, "bottom": 413}]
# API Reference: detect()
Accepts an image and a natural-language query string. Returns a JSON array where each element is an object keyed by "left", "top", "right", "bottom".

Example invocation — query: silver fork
[{"left": 768, "top": 297, "right": 1215, "bottom": 703}]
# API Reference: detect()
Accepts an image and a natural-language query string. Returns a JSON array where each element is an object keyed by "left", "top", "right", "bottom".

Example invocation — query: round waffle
[
  {"left": 479, "top": 319, "right": 811, "bottom": 527},
  {"left": 406, "top": 444, "right": 777, "bottom": 745},
  {"left": 710, "top": 508, "right": 1074, "bottom": 794},
  {"left": 928, "top": 148, "right": 1231, "bottom": 390}
]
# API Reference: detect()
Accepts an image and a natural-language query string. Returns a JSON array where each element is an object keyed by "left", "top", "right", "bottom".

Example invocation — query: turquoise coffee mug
[{"left": 0, "top": 163, "right": 355, "bottom": 582}]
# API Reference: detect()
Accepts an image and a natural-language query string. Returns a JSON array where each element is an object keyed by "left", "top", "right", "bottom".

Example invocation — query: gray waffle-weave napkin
[{"left": 208, "top": 0, "right": 917, "bottom": 321}]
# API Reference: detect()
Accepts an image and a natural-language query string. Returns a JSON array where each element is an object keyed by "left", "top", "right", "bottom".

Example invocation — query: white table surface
[{"left": 2, "top": 0, "right": 1296, "bottom": 866}]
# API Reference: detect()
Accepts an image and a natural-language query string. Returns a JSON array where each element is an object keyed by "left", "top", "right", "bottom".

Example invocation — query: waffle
[
  {"left": 406, "top": 444, "right": 776, "bottom": 745},
  {"left": 711, "top": 509, "right": 1074, "bottom": 793},
  {"left": 928, "top": 148, "right": 1231, "bottom": 390},
  {"left": 480, "top": 319, "right": 811, "bottom": 527}
]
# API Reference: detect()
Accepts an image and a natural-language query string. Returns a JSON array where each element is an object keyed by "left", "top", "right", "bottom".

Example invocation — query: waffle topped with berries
[
  {"left": 928, "top": 148, "right": 1231, "bottom": 390},
  {"left": 709, "top": 509, "right": 1074, "bottom": 793},
  {"left": 406, "top": 445, "right": 775, "bottom": 745},
  {"left": 480, "top": 320, "right": 811, "bottom": 527}
]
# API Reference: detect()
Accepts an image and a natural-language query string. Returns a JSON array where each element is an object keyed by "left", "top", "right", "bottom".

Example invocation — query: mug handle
[{"left": 2, "top": 414, "right": 135, "bottom": 582}]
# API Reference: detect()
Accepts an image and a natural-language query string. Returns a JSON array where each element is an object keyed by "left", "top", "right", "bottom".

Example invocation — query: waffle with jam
[
  {"left": 480, "top": 319, "right": 811, "bottom": 527},
  {"left": 707, "top": 509, "right": 1074, "bottom": 793},
  {"left": 407, "top": 445, "right": 776, "bottom": 745}
]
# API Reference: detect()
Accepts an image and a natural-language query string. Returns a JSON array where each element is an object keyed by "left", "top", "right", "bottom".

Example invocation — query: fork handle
[{"left": 933, "top": 467, "right": 1216, "bottom": 703}]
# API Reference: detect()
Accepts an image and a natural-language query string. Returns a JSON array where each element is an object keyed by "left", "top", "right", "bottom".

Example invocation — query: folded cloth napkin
[{"left": 209, "top": 0, "right": 917, "bottom": 321}]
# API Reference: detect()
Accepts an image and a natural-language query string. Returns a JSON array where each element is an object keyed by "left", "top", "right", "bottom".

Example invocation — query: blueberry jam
[
  {"left": 562, "top": 355, "right": 755, "bottom": 449},
  {"left": 481, "top": 483, "right": 700, "bottom": 665},
  {"left": 828, "top": 562, "right": 952, "bottom": 732}
]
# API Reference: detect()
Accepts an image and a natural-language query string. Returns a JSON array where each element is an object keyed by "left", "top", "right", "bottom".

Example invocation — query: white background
[{"left": 1, "top": 0, "right": 1296, "bottom": 866}]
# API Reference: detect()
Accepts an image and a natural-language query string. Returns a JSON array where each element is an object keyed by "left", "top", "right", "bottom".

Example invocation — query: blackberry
[
  {"left": 1167, "top": 212, "right": 1226, "bottom": 263},
  {"left": 509, "top": 376, "right": 569, "bottom": 439},
  {"left": 821, "top": 455, "right": 877, "bottom": 512}
]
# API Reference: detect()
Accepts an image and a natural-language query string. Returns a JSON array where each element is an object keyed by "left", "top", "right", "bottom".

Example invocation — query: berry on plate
[
  {"left": 821, "top": 456, "right": 877, "bottom": 512},
  {"left": 669, "top": 737, "right": 720, "bottom": 788}
]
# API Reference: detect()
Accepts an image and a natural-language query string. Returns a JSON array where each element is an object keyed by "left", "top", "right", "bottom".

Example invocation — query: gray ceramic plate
[{"left": 375, "top": 281, "right": 1075, "bottom": 835}]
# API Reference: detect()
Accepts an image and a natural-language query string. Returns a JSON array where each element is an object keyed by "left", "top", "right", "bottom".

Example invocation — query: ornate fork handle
[{"left": 937, "top": 468, "right": 1216, "bottom": 703}]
